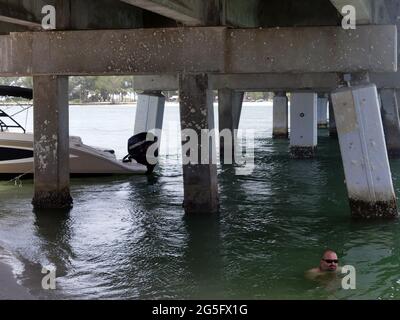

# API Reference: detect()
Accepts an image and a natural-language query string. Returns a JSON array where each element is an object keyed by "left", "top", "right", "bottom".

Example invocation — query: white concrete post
[
  {"left": 273, "top": 92, "right": 288, "bottom": 139},
  {"left": 218, "top": 89, "right": 243, "bottom": 163},
  {"left": 317, "top": 94, "right": 328, "bottom": 128},
  {"left": 134, "top": 91, "right": 165, "bottom": 168},
  {"left": 289, "top": 92, "right": 318, "bottom": 158},
  {"left": 331, "top": 84, "right": 398, "bottom": 219},
  {"left": 134, "top": 91, "right": 165, "bottom": 136}
]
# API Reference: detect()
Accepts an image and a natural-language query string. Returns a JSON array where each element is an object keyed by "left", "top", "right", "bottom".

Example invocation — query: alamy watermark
[
  {"left": 144, "top": 128, "right": 255, "bottom": 175},
  {"left": 41, "top": 5, "right": 56, "bottom": 30},
  {"left": 342, "top": 5, "right": 357, "bottom": 30},
  {"left": 41, "top": 265, "right": 56, "bottom": 290},
  {"left": 41, "top": 4, "right": 357, "bottom": 30},
  {"left": 341, "top": 265, "right": 356, "bottom": 290}
]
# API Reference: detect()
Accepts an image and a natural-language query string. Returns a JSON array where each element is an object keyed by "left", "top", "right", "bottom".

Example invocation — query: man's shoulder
[
  {"left": 305, "top": 268, "right": 321, "bottom": 279},
  {"left": 307, "top": 267, "right": 321, "bottom": 274}
]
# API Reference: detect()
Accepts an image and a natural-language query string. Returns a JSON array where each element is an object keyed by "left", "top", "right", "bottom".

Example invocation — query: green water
[{"left": 1, "top": 104, "right": 400, "bottom": 299}]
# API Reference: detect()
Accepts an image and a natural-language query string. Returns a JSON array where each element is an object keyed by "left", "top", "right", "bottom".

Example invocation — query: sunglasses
[{"left": 323, "top": 259, "right": 338, "bottom": 264}]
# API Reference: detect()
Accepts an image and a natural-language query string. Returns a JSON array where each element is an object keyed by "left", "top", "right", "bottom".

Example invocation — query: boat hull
[{"left": 0, "top": 132, "right": 147, "bottom": 179}]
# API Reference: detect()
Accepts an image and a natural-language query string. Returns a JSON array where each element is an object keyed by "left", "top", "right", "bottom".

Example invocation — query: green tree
[
  {"left": 94, "top": 76, "right": 134, "bottom": 103},
  {"left": 1, "top": 76, "right": 138, "bottom": 104},
  {"left": 69, "top": 76, "right": 98, "bottom": 102},
  {"left": 0, "top": 77, "right": 32, "bottom": 87}
]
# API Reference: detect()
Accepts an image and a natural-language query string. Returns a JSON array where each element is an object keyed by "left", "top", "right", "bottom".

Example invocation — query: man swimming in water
[{"left": 306, "top": 249, "right": 341, "bottom": 280}]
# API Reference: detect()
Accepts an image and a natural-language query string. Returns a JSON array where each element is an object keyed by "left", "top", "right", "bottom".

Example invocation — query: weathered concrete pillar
[
  {"left": 289, "top": 92, "right": 318, "bottom": 158},
  {"left": 317, "top": 94, "right": 328, "bottom": 128},
  {"left": 32, "top": 76, "right": 72, "bottom": 209},
  {"left": 218, "top": 89, "right": 243, "bottom": 163},
  {"left": 272, "top": 92, "right": 288, "bottom": 139},
  {"left": 134, "top": 90, "right": 165, "bottom": 137},
  {"left": 328, "top": 95, "right": 338, "bottom": 138},
  {"left": 379, "top": 89, "right": 400, "bottom": 157},
  {"left": 179, "top": 73, "right": 219, "bottom": 214},
  {"left": 331, "top": 84, "right": 398, "bottom": 219}
]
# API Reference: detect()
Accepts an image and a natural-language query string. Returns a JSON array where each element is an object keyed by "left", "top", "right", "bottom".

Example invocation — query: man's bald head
[{"left": 319, "top": 249, "right": 339, "bottom": 272}]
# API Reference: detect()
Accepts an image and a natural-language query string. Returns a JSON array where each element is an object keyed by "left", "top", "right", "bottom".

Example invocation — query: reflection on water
[{"left": 1, "top": 103, "right": 400, "bottom": 299}]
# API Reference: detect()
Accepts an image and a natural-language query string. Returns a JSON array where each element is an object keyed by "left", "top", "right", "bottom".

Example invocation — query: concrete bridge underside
[{"left": 1, "top": 0, "right": 400, "bottom": 219}]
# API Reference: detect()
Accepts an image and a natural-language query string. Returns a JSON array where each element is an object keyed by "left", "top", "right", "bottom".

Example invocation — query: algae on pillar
[
  {"left": 289, "top": 92, "right": 318, "bottom": 158},
  {"left": 331, "top": 84, "right": 398, "bottom": 219},
  {"left": 32, "top": 76, "right": 73, "bottom": 209}
]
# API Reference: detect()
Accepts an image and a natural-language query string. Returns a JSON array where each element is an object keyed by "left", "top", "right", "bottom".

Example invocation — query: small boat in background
[{"left": 0, "top": 86, "right": 156, "bottom": 180}]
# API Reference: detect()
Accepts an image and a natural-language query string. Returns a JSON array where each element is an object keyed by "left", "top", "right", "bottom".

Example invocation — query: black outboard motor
[
  {"left": 0, "top": 85, "right": 33, "bottom": 100},
  {"left": 123, "top": 132, "right": 159, "bottom": 174}
]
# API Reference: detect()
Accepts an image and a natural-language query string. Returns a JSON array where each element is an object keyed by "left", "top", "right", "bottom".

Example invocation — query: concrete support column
[
  {"left": 379, "top": 89, "right": 400, "bottom": 157},
  {"left": 289, "top": 92, "right": 318, "bottom": 158},
  {"left": 272, "top": 92, "right": 288, "bottom": 139},
  {"left": 179, "top": 73, "right": 219, "bottom": 214},
  {"left": 317, "top": 94, "right": 328, "bottom": 128},
  {"left": 134, "top": 90, "right": 165, "bottom": 137},
  {"left": 32, "top": 76, "right": 72, "bottom": 209},
  {"left": 331, "top": 84, "right": 397, "bottom": 219},
  {"left": 218, "top": 88, "right": 243, "bottom": 163},
  {"left": 328, "top": 95, "right": 338, "bottom": 138}
]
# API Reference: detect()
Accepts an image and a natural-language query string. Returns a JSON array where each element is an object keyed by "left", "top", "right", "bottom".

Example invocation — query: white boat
[{"left": 0, "top": 86, "right": 155, "bottom": 180}]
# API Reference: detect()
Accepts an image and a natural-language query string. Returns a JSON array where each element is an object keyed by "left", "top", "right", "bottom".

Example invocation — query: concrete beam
[
  {"left": 224, "top": 0, "right": 259, "bottom": 27},
  {"left": 258, "top": 0, "right": 340, "bottom": 27},
  {"left": 134, "top": 75, "right": 178, "bottom": 91},
  {"left": 368, "top": 1, "right": 400, "bottom": 94},
  {"left": 227, "top": 25, "right": 396, "bottom": 73},
  {"left": 211, "top": 73, "right": 343, "bottom": 91},
  {"left": 370, "top": 72, "right": 400, "bottom": 89},
  {"left": 0, "top": 25, "right": 396, "bottom": 76},
  {"left": 69, "top": 0, "right": 143, "bottom": 30},
  {"left": 120, "top": 0, "right": 205, "bottom": 25},
  {"left": 0, "top": 0, "right": 143, "bottom": 34},
  {"left": 0, "top": 2, "right": 41, "bottom": 29},
  {"left": 0, "top": 27, "right": 225, "bottom": 76},
  {"left": 133, "top": 73, "right": 342, "bottom": 91},
  {"left": 130, "top": 72, "right": 400, "bottom": 92},
  {"left": 0, "top": 21, "right": 28, "bottom": 34}
]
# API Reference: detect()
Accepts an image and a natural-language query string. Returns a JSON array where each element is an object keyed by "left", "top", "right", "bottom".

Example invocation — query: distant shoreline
[{"left": 1, "top": 100, "right": 272, "bottom": 106}]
